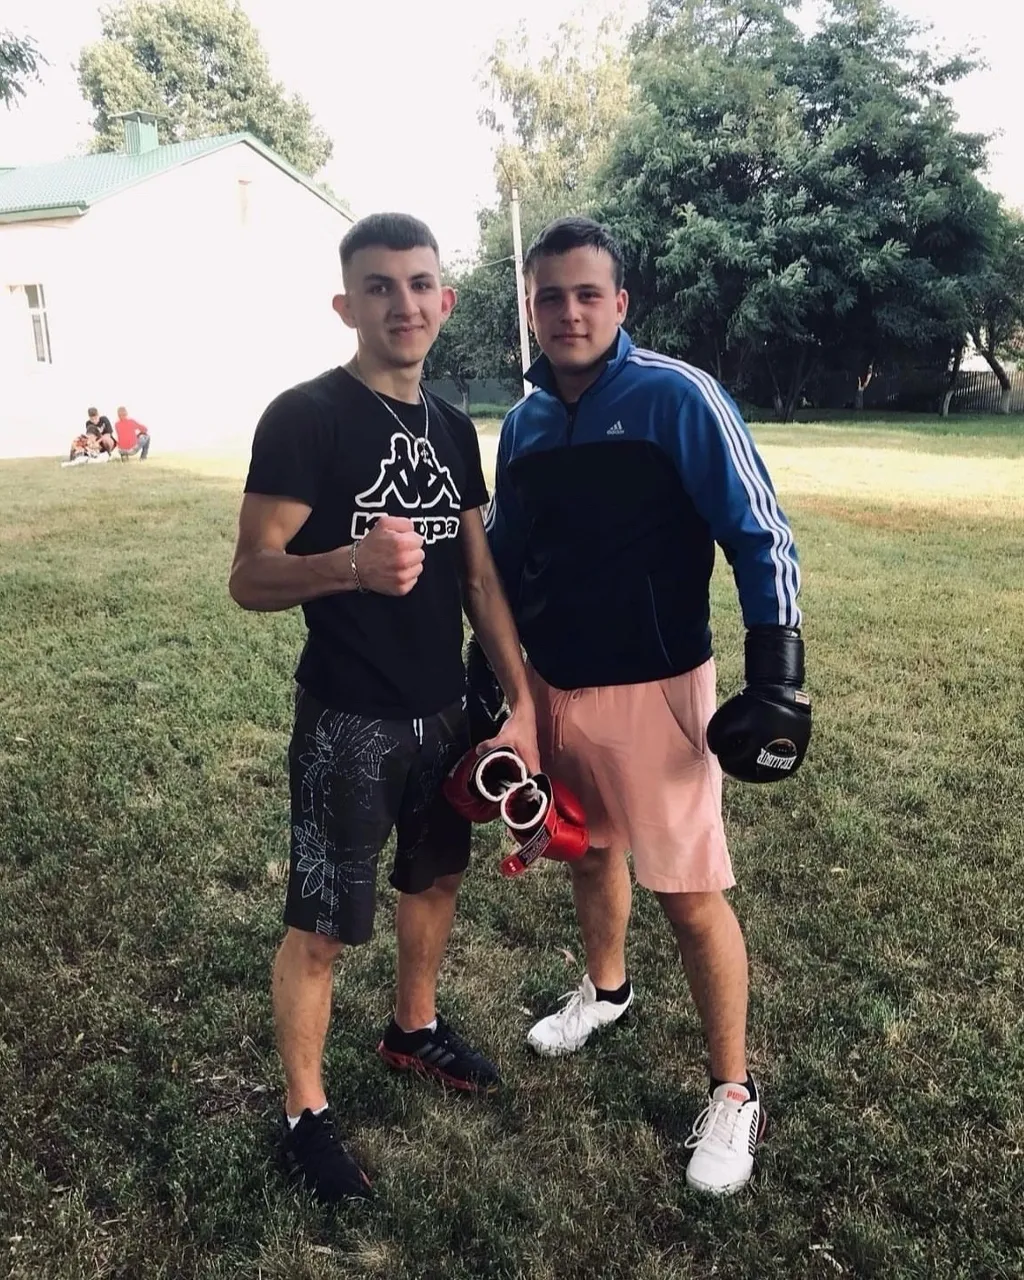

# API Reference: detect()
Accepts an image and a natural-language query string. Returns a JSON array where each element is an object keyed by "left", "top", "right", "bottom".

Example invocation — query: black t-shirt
[
  {"left": 244, "top": 367, "right": 489, "bottom": 718},
  {"left": 86, "top": 416, "right": 113, "bottom": 437}
]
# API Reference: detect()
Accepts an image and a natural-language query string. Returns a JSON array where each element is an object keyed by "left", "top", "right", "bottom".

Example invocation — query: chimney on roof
[{"left": 116, "top": 110, "right": 160, "bottom": 155}]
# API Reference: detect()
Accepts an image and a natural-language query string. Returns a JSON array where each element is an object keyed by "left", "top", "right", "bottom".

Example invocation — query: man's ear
[
  {"left": 525, "top": 293, "right": 536, "bottom": 334},
  {"left": 440, "top": 285, "right": 457, "bottom": 322},
  {"left": 333, "top": 293, "right": 357, "bottom": 331},
  {"left": 616, "top": 288, "right": 630, "bottom": 325}
]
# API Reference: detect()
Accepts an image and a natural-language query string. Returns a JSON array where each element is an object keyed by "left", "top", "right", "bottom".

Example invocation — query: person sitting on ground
[
  {"left": 66, "top": 408, "right": 109, "bottom": 464},
  {"left": 114, "top": 407, "right": 151, "bottom": 460},
  {"left": 66, "top": 432, "right": 95, "bottom": 464},
  {"left": 85, "top": 407, "right": 117, "bottom": 455}
]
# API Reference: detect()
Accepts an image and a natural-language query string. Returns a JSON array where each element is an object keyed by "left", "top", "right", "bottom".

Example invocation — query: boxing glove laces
[
  {"left": 443, "top": 746, "right": 530, "bottom": 823},
  {"left": 498, "top": 774, "right": 590, "bottom": 877}
]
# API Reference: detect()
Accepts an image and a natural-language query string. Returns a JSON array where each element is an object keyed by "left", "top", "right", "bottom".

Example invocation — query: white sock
[
  {"left": 395, "top": 1016, "right": 438, "bottom": 1035},
  {"left": 286, "top": 1102, "right": 328, "bottom": 1129}
]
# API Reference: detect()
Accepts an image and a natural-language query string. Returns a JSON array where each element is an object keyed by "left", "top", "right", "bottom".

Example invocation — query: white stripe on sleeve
[{"left": 629, "top": 351, "right": 801, "bottom": 627}]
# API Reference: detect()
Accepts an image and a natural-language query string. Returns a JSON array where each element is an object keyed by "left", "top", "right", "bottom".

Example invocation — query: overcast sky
[{"left": 1, "top": 0, "right": 1018, "bottom": 261}]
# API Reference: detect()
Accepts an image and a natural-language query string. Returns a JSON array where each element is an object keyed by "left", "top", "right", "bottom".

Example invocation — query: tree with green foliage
[
  {"left": 78, "top": 0, "right": 332, "bottom": 175},
  {"left": 597, "top": 0, "right": 995, "bottom": 418},
  {"left": 604, "top": 0, "right": 805, "bottom": 408},
  {"left": 443, "top": 12, "right": 633, "bottom": 389},
  {"left": 1, "top": 29, "right": 43, "bottom": 108},
  {"left": 962, "top": 208, "right": 1024, "bottom": 414},
  {"left": 480, "top": 13, "right": 633, "bottom": 238},
  {"left": 423, "top": 257, "right": 527, "bottom": 404}
]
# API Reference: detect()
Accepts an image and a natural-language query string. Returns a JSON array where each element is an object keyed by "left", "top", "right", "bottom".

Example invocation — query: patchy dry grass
[{"left": 1, "top": 416, "right": 1022, "bottom": 1278}]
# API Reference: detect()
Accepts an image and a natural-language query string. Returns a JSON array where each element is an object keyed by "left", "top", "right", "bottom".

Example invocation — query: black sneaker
[
  {"left": 377, "top": 1017, "right": 501, "bottom": 1095},
  {"left": 279, "top": 1108, "right": 372, "bottom": 1203}
]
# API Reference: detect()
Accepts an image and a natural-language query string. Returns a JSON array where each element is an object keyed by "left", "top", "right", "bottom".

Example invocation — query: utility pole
[{"left": 510, "top": 185, "right": 532, "bottom": 398}]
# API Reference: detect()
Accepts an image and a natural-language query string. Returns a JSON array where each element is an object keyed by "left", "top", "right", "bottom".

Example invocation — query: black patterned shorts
[{"left": 284, "top": 686, "right": 472, "bottom": 944}]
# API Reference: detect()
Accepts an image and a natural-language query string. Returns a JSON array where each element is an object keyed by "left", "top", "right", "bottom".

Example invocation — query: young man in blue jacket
[{"left": 483, "top": 217, "right": 810, "bottom": 1195}]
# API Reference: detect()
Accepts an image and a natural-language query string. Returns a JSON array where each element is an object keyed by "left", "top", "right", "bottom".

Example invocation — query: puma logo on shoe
[{"left": 685, "top": 1079, "right": 764, "bottom": 1195}]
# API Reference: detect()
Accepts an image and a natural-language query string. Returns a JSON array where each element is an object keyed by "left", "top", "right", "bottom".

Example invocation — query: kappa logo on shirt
[{"left": 351, "top": 433, "right": 462, "bottom": 545}]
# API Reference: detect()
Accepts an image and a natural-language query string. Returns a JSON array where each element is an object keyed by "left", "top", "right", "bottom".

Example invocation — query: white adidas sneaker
[
  {"left": 684, "top": 1080, "right": 765, "bottom": 1195},
  {"left": 526, "top": 974, "right": 633, "bottom": 1056}
]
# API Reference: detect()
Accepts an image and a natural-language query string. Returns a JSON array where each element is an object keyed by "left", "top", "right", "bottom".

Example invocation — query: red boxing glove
[
  {"left": 498, "top": 774, "right": 590, "bottom": 877},
  {"left": 442, "top": 746, "right": 529, "bottom": 823}
]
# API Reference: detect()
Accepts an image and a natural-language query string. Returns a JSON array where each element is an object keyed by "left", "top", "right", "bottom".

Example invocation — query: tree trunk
[
  {"left": 976, "top": 340, "right": 1012, "bottom": 414},
  {"left": 940, "top": 344, "right": 964, "bottom": 418},
  {"left": 854, "top": 362, "right": 874, "bottom": 411},
  {"left": 733, "top": 341, "right": 753, "bottom": 393},
  {"left": 766, "top": 347, "right": 816, "bottom": 420},
  {"left": 713, "top": 339, "right": 725, "bottom": 385},
  {"left": 781, "top": 349, "right": 812, "bottom": 423},
  {"left": 765, "top": 353, "right": 786, "bottom": 420}
]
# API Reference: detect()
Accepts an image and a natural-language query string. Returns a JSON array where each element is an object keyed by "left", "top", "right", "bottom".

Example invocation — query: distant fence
[
  {"left": 810, "top": 367, "right": 1024, "bottom": 414},
  {"left": 424, "top": 379, "right": 519, "bottom": 414},
  {"left": 948, "top": 369, "right": 1024, "bottom": 414},
  {"left": 428, "top": 367, "right": 1024, "bottom": 417}
]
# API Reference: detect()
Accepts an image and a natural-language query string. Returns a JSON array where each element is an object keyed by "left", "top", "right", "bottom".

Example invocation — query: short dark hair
[
  {"left": 339, "top": 213, "right": 440, "bottom": 280},
  {"left": 87, "top": 407, "right": 98, "bottom": 416},
  {"left": 523, "top": 217, "right": 625, "bottom": 290}
]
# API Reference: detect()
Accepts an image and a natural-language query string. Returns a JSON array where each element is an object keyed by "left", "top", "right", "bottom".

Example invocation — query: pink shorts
[{"left": 528, "top": 660, "right": 734, "bottom": 894}]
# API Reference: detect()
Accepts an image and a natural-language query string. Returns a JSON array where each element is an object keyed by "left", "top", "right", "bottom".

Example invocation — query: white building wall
[{"left": 0, "top": 141, "right": 354, "bottom": 458}]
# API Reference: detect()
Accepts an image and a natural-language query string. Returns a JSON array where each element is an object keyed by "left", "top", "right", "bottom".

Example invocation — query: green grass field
[{"left": 1, "top": 416, "right": 1022, "bottom": 1279}]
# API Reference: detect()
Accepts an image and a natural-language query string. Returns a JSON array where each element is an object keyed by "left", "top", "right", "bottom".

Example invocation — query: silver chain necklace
[{"left": 349, "top": 359, "right": 429, "bottom": 442}]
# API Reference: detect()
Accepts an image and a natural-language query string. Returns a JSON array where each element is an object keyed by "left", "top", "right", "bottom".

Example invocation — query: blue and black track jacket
[{"left": 484, "top": 329, "right": 802, "bottom": 691}]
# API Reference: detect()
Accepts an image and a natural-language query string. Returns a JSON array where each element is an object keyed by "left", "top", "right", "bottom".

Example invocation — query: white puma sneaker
[
  {"left": 684, "top": 1079, "right": 766, "bottom": 1195},
  {"left": 526, "top": 974, "right": 633, "bottom": 1056}
]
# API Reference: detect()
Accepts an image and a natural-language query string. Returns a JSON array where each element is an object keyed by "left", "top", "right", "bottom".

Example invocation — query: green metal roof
[{"left": 0, "top": 133, "right": 352, "bottom": 223}]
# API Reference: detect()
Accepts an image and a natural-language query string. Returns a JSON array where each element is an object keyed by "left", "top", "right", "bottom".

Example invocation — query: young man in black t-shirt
[
  {"left": 230, "top": 213, "right": 538, "bottom": 1203},
  {"left": 86, "top": 408, "right": 116, "bottom": 452},
  {"left": 67, "top": 408, "right": 115, "bottom": 462},
  {"left": 85, "top": 407, "right": 113, "bottom": 438}
]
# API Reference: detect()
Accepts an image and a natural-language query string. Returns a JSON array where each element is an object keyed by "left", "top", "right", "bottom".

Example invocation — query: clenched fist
[{"left": 350, "top": 515, "right": 424, "bottom": 596}]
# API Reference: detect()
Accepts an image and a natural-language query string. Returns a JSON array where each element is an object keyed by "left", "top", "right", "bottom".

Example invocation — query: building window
[
  {"left": 9, "top": 284, "right": 52, "bottom": 363},
  {"left": 237, "top": 178, "right": 251, "bottom": 226}
]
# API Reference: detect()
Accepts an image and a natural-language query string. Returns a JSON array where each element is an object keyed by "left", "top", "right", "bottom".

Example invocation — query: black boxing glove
[
  {"left": 465, "top": 635, "right": 507, "bottom": 746},
  {"left": 706, "top": 626, "right": 811, "bottom": 783}
]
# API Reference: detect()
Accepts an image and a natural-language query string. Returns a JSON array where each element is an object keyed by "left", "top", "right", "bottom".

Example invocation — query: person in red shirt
[{"left": 115, "top": 406, "right": 151, "bottom": 460}]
